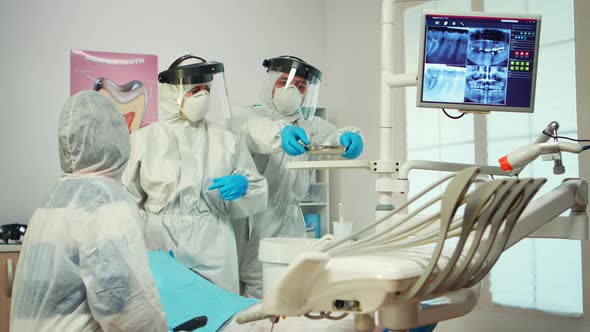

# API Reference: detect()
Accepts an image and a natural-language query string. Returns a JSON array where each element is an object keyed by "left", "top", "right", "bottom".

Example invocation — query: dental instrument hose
[{"left": 442, "top": 108, "right": 466, "bottom": 119}]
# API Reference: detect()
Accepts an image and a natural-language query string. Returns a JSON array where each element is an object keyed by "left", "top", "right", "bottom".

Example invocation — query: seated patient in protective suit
[{"left": 9, "top": 91, "right": 168, "bottom": 332}]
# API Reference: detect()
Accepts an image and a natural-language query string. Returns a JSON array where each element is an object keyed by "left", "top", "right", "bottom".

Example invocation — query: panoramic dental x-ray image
[{"left": 423, "top": 25, "right": 511, "bottom": 105}]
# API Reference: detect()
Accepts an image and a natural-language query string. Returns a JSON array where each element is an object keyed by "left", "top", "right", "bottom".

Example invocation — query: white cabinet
[{"left": 300, "top": 108, "right": 330, "bottom": 238}]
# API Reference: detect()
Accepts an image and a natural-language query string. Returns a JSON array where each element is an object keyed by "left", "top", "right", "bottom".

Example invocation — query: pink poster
[{"left": 70, "top": 49, "right": 158, "bottom": 133}]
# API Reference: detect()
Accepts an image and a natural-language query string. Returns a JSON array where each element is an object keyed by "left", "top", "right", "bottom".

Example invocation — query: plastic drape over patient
[
  {"left": 10, "top": 91, "right": 168, "bottom": 332},
  {"left": 148, "top": 250, "right": 258, "bottom": 331}
]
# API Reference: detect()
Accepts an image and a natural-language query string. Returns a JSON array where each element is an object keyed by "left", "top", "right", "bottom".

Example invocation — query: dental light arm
[
  {"left": 534, "top": 121, "right": 566, "bottom": 174},
  {"left": 499, "top": 141, "right": 587, "bottom": 175},
  {"left": 498, "top": 120, "right": 590, "bottom": 175},
  {"left": 533, "top": 121, "right": 559, "bottom": 144}
]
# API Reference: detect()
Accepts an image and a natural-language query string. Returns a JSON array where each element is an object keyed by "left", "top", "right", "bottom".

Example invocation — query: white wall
[
  {"left": 0, "top": 0, "right": 326, "bottom": 223},
  {"left": 323, "top": 0, "right": 382, "bottom": 231}
]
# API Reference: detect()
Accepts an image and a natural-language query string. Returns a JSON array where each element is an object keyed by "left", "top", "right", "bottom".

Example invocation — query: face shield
[
  {"left": 263, "top": 56, "right": 322, "bottom": 120},
  {"left": 158, "top": 55, "right": 232, "bottom": 124}
]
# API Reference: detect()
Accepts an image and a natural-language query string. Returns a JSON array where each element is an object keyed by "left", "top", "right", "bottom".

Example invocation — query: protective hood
[
  {"left": 262, "top": 56, "right": 322, "bottom": 120},
  {"left": 258, "top": 71, "right": 303, "bottom": 123},
  {"left": 159, "top": 82, "right": 198, "bottom": 121},
  {"left": 159, "top": 54, "right": 231, "bottom": 124},
  {"left": 58, "top": 91, "right": 130, "bottom": 178}
]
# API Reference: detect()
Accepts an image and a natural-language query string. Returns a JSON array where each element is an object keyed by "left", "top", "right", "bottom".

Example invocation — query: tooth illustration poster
[{"left": 70, "top": 49, "right": 158, "bottom": 133}]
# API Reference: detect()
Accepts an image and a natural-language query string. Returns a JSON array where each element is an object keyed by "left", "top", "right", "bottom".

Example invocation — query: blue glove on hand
[
  {"left": 409, "top": 323, "right": 438, "bottom": 332},
  {"left": 281, "top": 125, "right": 310, "bottom": 156},
  {"left": 207, "top": 174, "right": 248, "bottom": 201},
  {"left": 340, "top": 132, "right": 364, "bottom": 159},
  {"left": 385, "top": 324, "right": 437, "bottom": 332}
]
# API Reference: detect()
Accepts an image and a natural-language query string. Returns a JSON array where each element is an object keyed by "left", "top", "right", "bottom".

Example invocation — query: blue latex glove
[
  {"left": 384, "top": 324, "right": 438, "bottom": 332},
  {"left": 340, "top": 132, "right": 364, "bottom": 159},
  {"left": 207, "top": 174, "right": 248, "bottom": 201},
  {"left": 281, "top": 125, "right": 310, "bottom": 156},
  {"left": 411, "top": 324, "right": 438, "bottom": 332}
]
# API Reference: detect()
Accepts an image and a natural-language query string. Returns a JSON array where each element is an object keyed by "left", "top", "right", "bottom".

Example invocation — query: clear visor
[
  {"left": 275, "top": 68, "right": 321, "bottom": 120},
  {"left": 178, "top": 71, "right": 232, "bottom": 126}
]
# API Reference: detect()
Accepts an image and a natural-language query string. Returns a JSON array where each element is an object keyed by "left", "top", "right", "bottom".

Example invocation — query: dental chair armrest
[{"left": 261, "top": 252, "right": 330, "bottom": 316}]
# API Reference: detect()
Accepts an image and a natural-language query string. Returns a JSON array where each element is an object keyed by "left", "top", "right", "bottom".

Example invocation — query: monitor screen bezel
[{"left": 416, "top": 10, "right": 542, "bottom": 113}]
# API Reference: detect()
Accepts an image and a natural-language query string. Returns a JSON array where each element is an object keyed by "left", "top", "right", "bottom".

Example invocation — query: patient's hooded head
[{"left": 58, "top": 91, "right": 130, "bottom": 178}]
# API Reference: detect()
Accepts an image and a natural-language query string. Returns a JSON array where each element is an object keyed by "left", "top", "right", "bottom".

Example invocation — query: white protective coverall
[
  {"left": 122, "top": 82, "right": 268, "bottom": 294},
  {"left": 234, "top": 71, "right": 361, "bottom": 298},
  {"left": 10, "top": 91, "right": 168, "bottom": 332}
]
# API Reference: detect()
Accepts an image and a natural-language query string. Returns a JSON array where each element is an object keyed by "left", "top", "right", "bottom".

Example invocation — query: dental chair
[{"left": 235, "top": 166, "right": 588, "bottom": 331}]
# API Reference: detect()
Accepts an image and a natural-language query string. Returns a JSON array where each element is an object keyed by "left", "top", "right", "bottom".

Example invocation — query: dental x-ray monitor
[{"left": 417, "top": 11, "right": 541, "bottom": 113}]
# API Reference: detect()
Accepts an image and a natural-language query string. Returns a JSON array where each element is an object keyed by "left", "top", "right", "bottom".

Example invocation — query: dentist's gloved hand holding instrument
[
  {"left": 340, "top": 131, "right": 364, "bottom": 159},
  {"left": 281, "top": 125, "right": 310, "bottom": 156}
]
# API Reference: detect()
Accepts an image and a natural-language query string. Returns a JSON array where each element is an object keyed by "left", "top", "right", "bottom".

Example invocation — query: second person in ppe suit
[
  {"left": 123, "top": 55, "right": 268, "bottom": 293},
  {"left": 234, "top": 56, "right": 364, "bottom": 298}
]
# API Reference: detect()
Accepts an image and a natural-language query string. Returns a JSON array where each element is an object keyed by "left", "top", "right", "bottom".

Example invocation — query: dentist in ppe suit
[
  {"left": 123, "top": 55, "right": 268, "bottom": 294},
  {"left": 234, "top": 56, "right": 364, "bottom": 298},
  {"left": 10, "top": 91, "right": 167, "bottom": 332}
]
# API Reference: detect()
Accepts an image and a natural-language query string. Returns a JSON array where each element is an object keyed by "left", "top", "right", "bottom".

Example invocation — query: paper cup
[{"left": 332, "top": 221, "right": 353, "bottom": 239}]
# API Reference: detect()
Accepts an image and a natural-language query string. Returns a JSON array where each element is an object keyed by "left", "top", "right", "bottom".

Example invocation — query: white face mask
[
  {"left": 181, "top": 90, "right": 210, "bottom": 123},
  {"left": 272, "top": 85, "right": 303, "bottom": 116}
]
